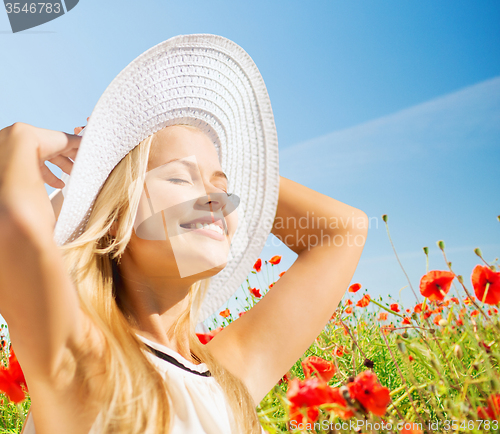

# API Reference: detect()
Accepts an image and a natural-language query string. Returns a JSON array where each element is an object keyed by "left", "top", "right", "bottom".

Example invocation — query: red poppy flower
[
  {"left": 456, "top": 318, "right": 464, "bottom": 327},
  {"left": 390, "top": 303, "right": 400, "bottom": 313},
  {"left": 419, "top": 270, "right": 455, "bottom": 302},
  {"left": 196, "top": 326, "right": 224, "bottom": 344},
  {"left": 405, "top": 309, "right": 411, "bottom": 313},
  {"left": 345, "top": 299, "right": 353, "bottom": 306},
  {"left": 335, "top": 346, "right": 346, "bottom": 357},
  {"left": 480, "top": 341, "right": 492, "bottom": 353},
  {"left": 347, "top": 370, "right": 391, "bottom": 416},
  {"left": 289, "top": 403, "right": 320, "bottom": 426},
  {"left": 279, "top": 271, "right": 286, "bottom": 278},
  {"left": 238, "top": 311, "right": 247, "bottom": 318},
  {"left": 356, "top": 294, "right": 371, "bottom": 308},
  {"left": 477, "top": 394, "right": 500, "bottom": 420},
  {"left": 450, "top": 297, "right": 459, "bottom": 304},
  {"left": 402, "top": 317, "right": 411, "bottom": 325},
  {"left": 268, "top": 283, "right": 274, "bottom": 289},
  {"left": 287, "top": 377, "right": 334, "bottom": 410},
  {"left": 302, "top": 356, "right": 336, "bottom": 383},
  {"left": 414, "top": 303, "right": 428, "bottom": 313},
  {"left": 408, "top": 355, "right": 414, "bottom": 362},
  {"left": 219, "top": 308, "right": 231, "bottom": 318},
  {"left": 378, "top": 313, "right": 388, "bottom": 321},
  {"left": 253, "top": 258, "right": 262, "bottom": 272},
  {"left": 0, "top": 347, "right": 28, "bottom": 403},
  {"left": 471, "top": 310, "right": 479, "bottom": 317},
  {"left": 423, "top": 311, "right": 433, "bottom": 320},
  {"left": 472, "top": 265, "right": 500, "bottom": 305},
  {"left": 382, "top": 324, "right": 395, "bottom": 335},
  {"left": 464, "top": 296, "right": 475, "bottom": 305},
  {"left": 249, "top": 287, "right": 262, "bottom": 298},
  {"left": 348, "top": 283, "right": 362, "bottom": 293},
  {"left": 278, "top": 371, "right": 291, "bottom": 386},
  {"left": 433, "top": 314, "right": 443, "bottom": 326},
  {"left": 345, "top": 307, "right": 353, "bottom": 314},
  {"left": 269, "top": 255, "right": 282, "bottom": 265},
  {"left": 400, "top": 423, "right": 424, "bottom": 434},
  {"left": 326, "top": 387, "right": 355, "bottom": 420}
]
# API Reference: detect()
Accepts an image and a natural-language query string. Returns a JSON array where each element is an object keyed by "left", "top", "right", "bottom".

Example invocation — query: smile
[{"left": 180, "top": 222, "right": 225, "bottom": 236}]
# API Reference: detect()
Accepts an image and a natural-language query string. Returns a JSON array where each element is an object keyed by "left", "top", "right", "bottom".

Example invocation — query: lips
[{"left": 179, "top": 215, "right": 227, "bottom": 236}]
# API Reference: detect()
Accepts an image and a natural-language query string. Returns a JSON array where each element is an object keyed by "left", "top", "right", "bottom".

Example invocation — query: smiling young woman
[{"left": 0, "top": 34, "right": 368, "bottom": 434}]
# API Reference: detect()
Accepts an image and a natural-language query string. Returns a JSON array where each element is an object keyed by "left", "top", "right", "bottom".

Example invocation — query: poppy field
[{"left": 1, "top": 214, "right": 500, "bottom": 433}]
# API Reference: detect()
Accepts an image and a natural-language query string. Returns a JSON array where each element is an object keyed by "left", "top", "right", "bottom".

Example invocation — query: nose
[
  {"left": 195, "top": 190, "right": 226, "bottom": 214},
  {"left": 194, "top": 186, "right": 239, "bottom": 218}
]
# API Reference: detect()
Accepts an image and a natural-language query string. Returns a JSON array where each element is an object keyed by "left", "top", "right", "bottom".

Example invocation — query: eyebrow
[{"left": 161, "top": 158, "right": 228, "bottom": 181}]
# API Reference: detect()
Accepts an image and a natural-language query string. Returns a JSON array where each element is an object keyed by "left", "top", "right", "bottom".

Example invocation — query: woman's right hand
[{"left": 0, "top": 122, "right": 82, "bottom": 190}]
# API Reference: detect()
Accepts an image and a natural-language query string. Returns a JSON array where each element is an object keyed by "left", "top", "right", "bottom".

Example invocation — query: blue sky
[{"left": 0, "top": 1, "right": 499, "bottom": 329}]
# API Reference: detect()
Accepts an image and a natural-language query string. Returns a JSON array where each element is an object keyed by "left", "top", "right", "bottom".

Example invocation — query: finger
[
  {"left": 29, "top": 126, "right": 82, "bottom": 162},
  {"left": 48, "top": 155, "right": 74, "bottom": 176},
  {"left": 74, "top": 126, "right": 84, "bottom": 134},
  {"left": 39, "top": 163, "right": 65, "bottom": 189},
  {"left": 65, "top": 148, "right": 79, "bottom": 160}
]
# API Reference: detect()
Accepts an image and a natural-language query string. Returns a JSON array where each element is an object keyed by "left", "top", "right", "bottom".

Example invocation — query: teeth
[{"left": 184, "top": 222, "right": 225, "bottom": 235}]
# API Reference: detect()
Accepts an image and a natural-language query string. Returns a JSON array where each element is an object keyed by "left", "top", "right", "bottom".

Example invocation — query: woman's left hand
[{"left": 74, "top": 117, "right": 90, "bottom": 135}]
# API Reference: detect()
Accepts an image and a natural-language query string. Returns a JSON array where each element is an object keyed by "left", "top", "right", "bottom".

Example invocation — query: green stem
[{"left": 369, "top": 298, "right": 404, "bottom": 318}]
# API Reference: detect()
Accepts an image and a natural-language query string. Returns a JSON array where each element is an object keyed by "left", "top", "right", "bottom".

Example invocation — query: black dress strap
[{"left": 144, "top": 344, "right": 212, "bottom": 377}]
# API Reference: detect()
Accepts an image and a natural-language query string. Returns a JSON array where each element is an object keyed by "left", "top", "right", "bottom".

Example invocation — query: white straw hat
[{"left": 52, "top": 34, "right": 279, "bottom": 325}]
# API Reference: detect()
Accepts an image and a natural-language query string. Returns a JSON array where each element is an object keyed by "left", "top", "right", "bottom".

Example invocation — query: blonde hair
[{"left": 58, "top": 125, "right": 262, "bottom": 433}]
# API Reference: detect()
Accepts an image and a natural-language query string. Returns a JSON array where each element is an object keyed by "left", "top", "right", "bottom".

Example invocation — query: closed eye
[{"left": 168, "top": 178, "right": 191, "bottom": 185}]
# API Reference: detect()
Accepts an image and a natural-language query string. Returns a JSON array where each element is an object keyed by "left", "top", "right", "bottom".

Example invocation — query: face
[{"left": 122, "top": 125, "right": 238, "bottom": 280}]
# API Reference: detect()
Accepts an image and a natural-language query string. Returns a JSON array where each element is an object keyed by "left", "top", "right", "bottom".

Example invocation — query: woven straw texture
[{"left": 53, "top": 34, "right": 279, "bottom": 324}]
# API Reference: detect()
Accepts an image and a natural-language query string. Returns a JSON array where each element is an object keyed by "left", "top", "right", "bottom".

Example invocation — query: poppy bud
[
  {"left": 438, "top": 318, "right": 448, "bottom": 327},
  {"left": 346, "top": 376, "right": 355, "bottom": 384},
  {"left": 453, "top": 344, "right": 463, "bottom": 359},
  {"left": 423, "top": 247, "right": 428, "bottom": 255},
  {"left": 457, "top": 275, "right": 463, "bottom": 284},
  {"left": 497, "top": 215, "right": 500, "bottom": 222},
  {"left": 474, "top": 248, "right": 483, "bottom": 258},
  {"left": 448, "top": 262, "right": 452, "bottom": 268},
  {"left": 382, "top": 214, "right": 387, "bottom": 223},
  {"left": 437, "top": 240, "right": 445, "bottom": 251},
  {"left": 397, "top": 341, "right": 407, "bottom": 353},
  {"left": 363, "top": 359, "right": 374, "bottom": 369},
  {"left": 429, "top": 328, "right": 436, "bottom": 334},
  {"left": 402, "top": 331, "right": 409, "bottom": 339}
]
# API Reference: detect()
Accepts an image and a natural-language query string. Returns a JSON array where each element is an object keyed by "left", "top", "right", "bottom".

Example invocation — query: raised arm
[
  {"left": 206, "top": 175, "right": 368, "bottom": 404},
  {"left": 0, "top": 123, "right": 87, "bottom": 383}
]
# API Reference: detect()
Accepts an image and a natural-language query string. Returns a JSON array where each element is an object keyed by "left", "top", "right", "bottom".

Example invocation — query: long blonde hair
[{"left": 58, "top": 125, "right": 262, "bottom": 433}]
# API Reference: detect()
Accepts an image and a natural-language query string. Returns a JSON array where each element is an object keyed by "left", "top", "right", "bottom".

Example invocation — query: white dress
[{"left": 21, "top": 334, "right": 266, "bottom": 434}]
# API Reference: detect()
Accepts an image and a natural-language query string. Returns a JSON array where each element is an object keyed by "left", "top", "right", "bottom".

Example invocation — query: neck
[{"left": 113, "top": 253, "right": 197, "bottom": 360}]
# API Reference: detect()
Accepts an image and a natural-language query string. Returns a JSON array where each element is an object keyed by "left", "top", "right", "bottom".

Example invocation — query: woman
[{"left": 0, "top": 34, "right": 368, "bottom": 433}]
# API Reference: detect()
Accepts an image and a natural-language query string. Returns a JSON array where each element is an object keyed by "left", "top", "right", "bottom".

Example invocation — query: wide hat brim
[{"left": 53, "top": 34, "right": 279, "bottom": 325}]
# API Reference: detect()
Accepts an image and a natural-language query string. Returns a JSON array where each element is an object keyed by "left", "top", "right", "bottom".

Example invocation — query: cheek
[
  {"left": 145, "top": 181, "right": 204, "bottom": 214},
  {"left": 226, "top": 210, "right": 238, "bottom": 239}
]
